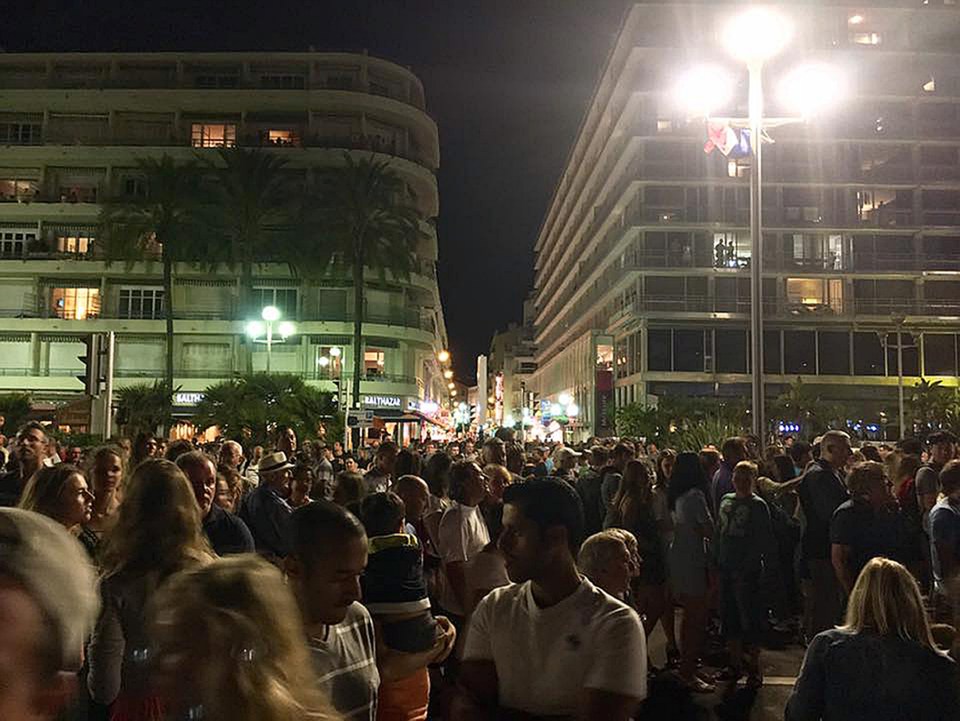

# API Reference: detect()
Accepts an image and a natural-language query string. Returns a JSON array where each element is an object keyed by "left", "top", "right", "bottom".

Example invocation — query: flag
[{"left": 703, "top": 120, "right": 738, "bottom": 156}]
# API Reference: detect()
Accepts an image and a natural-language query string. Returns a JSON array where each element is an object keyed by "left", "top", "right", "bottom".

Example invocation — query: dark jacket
[
  {"left": 785, "top": 629, "right": 959, "bottom": 721},
  {"left": 204, "top": 504, "right": 255, "bottom": 556},
  {"left": 797, "top": 459, "right": 848, "bottom": 561},
  {"left": 576, "top": 469, "right": 605, "bottom": 537}
]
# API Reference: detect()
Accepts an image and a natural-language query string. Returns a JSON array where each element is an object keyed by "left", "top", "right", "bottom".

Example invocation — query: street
[{"left": 643, "top": 614, "right": 805, "bottom": 720}]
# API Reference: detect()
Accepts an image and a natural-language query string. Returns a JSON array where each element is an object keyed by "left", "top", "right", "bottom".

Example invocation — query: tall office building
[
  {"left": 0, "top": 52, "right": 448, "bottom": 432},
  {"left": 531, "top": 1, "right": 960, "bottom": 438}
]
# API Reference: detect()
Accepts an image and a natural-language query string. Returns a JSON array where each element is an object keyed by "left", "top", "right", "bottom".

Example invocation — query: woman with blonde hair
[
  {"left": 786, "top": 557, "right": 959, "bottom": 720},
  {"left": 151, "top": 555, "right": 335, "bottom": 721},
  {"left": 88, "top": 459, "right": 213, "bottom": 720}
]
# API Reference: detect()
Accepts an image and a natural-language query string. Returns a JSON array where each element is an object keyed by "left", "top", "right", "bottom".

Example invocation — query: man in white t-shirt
[
  {"left": 437, "top": 460, "right": 490, "bottom": 619},
  {"left": 455, "top": 479, "right": 647, "bottom": 720}
]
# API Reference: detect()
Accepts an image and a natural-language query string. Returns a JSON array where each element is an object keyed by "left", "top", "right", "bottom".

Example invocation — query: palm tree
[
  {"left": 99, "top": 156, "right": 203, "bottom": 414},
  {"left": 199, "top": 148, "right": 297, "bottom": 371},
  {"left": 309, "top": 154, "right": 424, "bottom": 412}
]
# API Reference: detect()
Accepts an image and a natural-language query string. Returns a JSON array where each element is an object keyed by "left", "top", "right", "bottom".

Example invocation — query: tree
[
  {"left": 193, "top": 373, "right": 340, "bottom": 446},
  {"left": 309, "top": 154, "right": 424, "bottom": 413},
  {"left": 770, "top": 377, "right": 845, "bottom": 440},
  {"left": 115, "top": 381, "right": 173, "bottom": 438},
  {"left": 907, "top": 378, "right": 952, "bottom": 438},
  {"left": 199, "top": 149, "right": 297, "bottom": 370},
  {"left": 99, "top": 156, "right": 203, "bottom": 418},
  {"left": 0, "top": 393, "right": 32, "bottom": 435}
]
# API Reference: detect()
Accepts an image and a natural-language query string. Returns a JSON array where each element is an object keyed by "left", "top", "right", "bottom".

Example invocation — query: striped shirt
[{"left": 309, "top": 602, "right": 380, "bottom": 720}]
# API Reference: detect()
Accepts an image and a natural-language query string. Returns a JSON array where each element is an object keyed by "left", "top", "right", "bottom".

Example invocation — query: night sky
[{"left": 3, "top": 0, "right": 630, "bottom": 382}]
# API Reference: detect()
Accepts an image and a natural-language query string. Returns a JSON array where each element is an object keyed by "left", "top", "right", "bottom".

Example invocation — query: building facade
[
  {"left": 531, "top": 1, "right": 960, "bottom": 438},
  {"left": 0, "top": 52, "right": 448, "bottom": 428},
  {"left": 487, "top": 294, "right": 538, "bottom": 426}
]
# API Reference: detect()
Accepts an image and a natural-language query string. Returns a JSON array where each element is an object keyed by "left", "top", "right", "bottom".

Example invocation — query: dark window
[
  {"left": 853, "top": 332, "right": 885, "bottom": 375},
  {"left": 885, "top": 332, "right": 919, "bottom": 377},
  {"left": 648, "top": 329, "right": 672, "bottom": 371},
  {"left": 818, "top": 331, "right": 850, "bottom": 375},
  {"left": 673, "top": 330, "right": 705, "bottom": 372},
  {"left": 716, "top": 329, "right": 748, "bottom": 373},
  {"left": 763, "top": 330, "right": 782, "bottom": 374},
  {"left": 924, "top": 334, "right": 957, "bottom": 376},
  {"left": 783, "top": 331, "right": 816, "bottom": 374}
]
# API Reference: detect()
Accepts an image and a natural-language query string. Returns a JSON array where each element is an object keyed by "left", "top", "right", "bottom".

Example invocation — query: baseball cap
[{"left": 0, "top": 508, "right": 99, "bottom": 671}]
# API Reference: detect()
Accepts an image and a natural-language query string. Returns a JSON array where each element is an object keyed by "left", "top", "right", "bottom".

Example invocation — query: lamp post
[
  {"left": 245, "top": 305, "right": 295, "bottom": 373},
  {"left": 675, "top": 7, "right": 845, "bottom": 439}
]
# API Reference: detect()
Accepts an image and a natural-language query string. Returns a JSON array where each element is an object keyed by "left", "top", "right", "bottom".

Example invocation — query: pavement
[{"left": 642, "top": 613, "right": 806, "bottom": 721}]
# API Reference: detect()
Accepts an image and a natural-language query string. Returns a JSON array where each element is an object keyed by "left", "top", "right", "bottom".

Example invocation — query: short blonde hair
[
  {"left": 841, "top": 557, "right": 940, "bottom": 654},
  {"left": 151, "top": 555, "right": 334, "bottom": 721},
  {"left": 578, "top": 531, "right": 629, "bottom": 580},
  {"left": 732, "top": 460, "right": 758, "bottom": 491},
  {"left": 846, "top": 461, "right": 887, "bottom": 498}
]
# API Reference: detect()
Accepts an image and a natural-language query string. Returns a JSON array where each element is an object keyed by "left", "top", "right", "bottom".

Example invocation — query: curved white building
[{"left": 0, "top": 52, "right": 449, "bottom": 428}]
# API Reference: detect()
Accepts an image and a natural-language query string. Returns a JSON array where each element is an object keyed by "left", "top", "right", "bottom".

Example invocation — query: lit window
[
  {"left": 786, "top": 278, "right": 844, "bottom": 313},
  {"left": 657, "top": 120, "right": 674, "bottom": 133},
  {"left": 191, "top": 123, "right": 237, "bottom": 148},
  {"left": 0, "top": 179, "right": 38, "bottom": 202},
  {"left": 364, "top": 349, "right": 385, "bottom": 376},
  {"left": 56, "top": 233, "right": 94, "bottom": 255},
  {"left": 51, "top": 288, "right": 101, "bottom": 320},
  {"left": 924, "top": 78, "right": 936, "bottom": 93},
  {"left": 848, "top": 14, "right": 865, "bottom": 25},
  {"left": 850, "top": 32, "right": 882, "bottom": 46},
  {"left": 265, "top": 129, "right": 299, "bottom": 147}
]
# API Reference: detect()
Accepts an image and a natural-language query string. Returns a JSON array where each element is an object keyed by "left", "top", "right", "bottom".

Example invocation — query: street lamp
[
  {"left": 675, "top": 7, "right": 845, "bottom": 438},
  {"left": 437, "top": 350, "right": 450, "bottom": 364},
  {"left": 246, "top": 305, "right": 295, "bottom": 373},
  {"left": 443, "top": 369, "right": 454, "bottom": 380}
]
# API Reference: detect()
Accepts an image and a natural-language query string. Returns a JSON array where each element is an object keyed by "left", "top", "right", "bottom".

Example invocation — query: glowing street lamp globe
[
  {"left": 277, "top": 321, "right": 296, "bottom": 338},
  {"left": 778, "top": 63, "right": 847, "bottom": 118},
  {"left": 245, "top": 320, "right": 265, "bottom": 339},
  {"left": 329, "top": 347, "right": 342, "bottom": 358},
  {"left": 437, "top": 350, "right": 451, "bottom": 364},
  {"left": 443, "top": 369, "right": 454, "bottom": 380},
  {"left": 722, "top": 6, "right": 792, "bottom": 65},
  {"left": 318, "top": 356, "right": 330, "bottom": 368},
  {"left": 261, "top": 305, "right": 281, "bottom": 322},
  {"left": 673, "top": 64, "right": 734, "bottom": 118}
]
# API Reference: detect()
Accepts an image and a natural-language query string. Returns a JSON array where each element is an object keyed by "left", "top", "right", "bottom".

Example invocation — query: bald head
[
  {"left": 394, "top": 475, "right": 429, "bottom": 522},
  {"left": 219, "top": 441, "right": 244, "bottom": 471}
]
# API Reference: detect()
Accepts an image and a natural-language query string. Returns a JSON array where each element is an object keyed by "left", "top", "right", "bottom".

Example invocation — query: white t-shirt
[
  {"left": 437, "top": 502, "right": 490, "bottom": 614},
  {"left": 463, "top": 577, "right": 647, "bottom": 717}
]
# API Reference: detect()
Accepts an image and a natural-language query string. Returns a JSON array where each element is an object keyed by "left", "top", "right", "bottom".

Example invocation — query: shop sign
[{"left": 362, "top": 395, "right": 402, "bottom": 409}]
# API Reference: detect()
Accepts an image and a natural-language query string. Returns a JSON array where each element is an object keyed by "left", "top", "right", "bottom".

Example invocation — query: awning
[{"left": 373, "top": 409, "right": 451, "bottom": 430}]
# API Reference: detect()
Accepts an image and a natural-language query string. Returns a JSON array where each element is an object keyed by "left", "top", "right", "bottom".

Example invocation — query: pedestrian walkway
[{"left": 644, "top": 614, "right": 805, "bottom": 720}]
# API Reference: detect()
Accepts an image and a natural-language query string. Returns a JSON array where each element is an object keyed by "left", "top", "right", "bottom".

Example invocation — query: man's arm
[
  {"left": 452, "top": 659, "right": 500, "bottom": 721},
  {"left": 579, "top": 690, "right": 639, "bottom": 721},
  {"left": 374, "top": 616, "right": 456, "bottom": 682},
  {"left": 831, "top": 543, "right": 854, "bottom": 595}
]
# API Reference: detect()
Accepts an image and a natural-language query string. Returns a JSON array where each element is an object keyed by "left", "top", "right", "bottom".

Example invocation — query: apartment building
[
  {"left": 531, "top": 1, "right": 960, "bottom": 438},
  {"left": 488, "top": 295, "right": 538, "bottom": 426},
  {"left": 0, "top": 51, "right": 448, "bottom": 427}
]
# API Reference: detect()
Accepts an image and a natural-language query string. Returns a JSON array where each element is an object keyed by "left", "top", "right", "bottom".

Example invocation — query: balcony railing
[{"left": 0, "top": 367, "right": 420, "bottom": 385}]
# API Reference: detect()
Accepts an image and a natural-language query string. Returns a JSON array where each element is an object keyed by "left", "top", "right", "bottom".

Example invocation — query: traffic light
[
  {"left": 77, "top": 334, "right": 108, "bottom": 396},
  {"left": 77, "top": 335, "right": 101, "bottom": 395}
]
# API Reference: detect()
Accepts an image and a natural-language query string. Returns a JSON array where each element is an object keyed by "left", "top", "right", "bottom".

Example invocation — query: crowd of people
[{"left": 1, "top": 417, "right": 960, "bottom": 720}]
